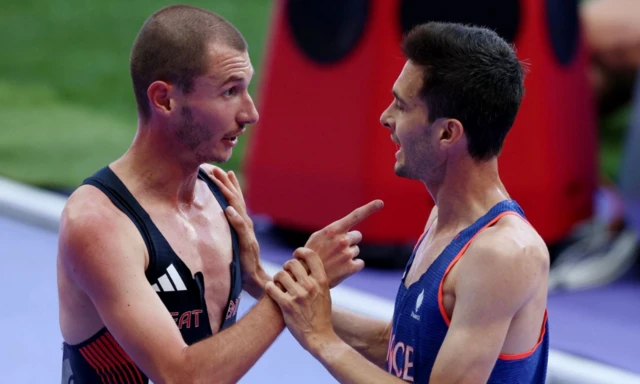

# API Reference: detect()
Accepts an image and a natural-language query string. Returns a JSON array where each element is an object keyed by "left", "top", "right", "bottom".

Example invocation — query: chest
[
  {"left": 401, "top": 232, "right": 461, "bottom": 325},
  {"left": 150, "top": 200, "right": 234, "bottom": 332},
  {"left": 404, "top": 232, "right": 455, "bottom": 287}
]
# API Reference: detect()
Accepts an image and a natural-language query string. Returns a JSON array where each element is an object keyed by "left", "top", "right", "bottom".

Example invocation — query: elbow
[
  {"left": 163, "top": 347, "right": 236, "bottom": 384},
  {"left": 152, "top": 369, "right": 193, "bottom": 384},
  {"left": 153, "top": 347, "right": 196, "bottom": 384}
]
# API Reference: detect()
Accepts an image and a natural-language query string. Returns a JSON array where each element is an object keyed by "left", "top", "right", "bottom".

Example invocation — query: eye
[
  {"left": 223, "top": 87, "right": 236, "bottom": 97},
  {"left": 395, "top": 99, "right": 404, "bottom": 111}
]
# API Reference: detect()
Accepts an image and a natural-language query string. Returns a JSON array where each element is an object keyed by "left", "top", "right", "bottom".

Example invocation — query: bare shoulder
[
  {"left": 59, "top": 185, "right": 145, "bottom": 289},
  {"left": 457, "top": 215, "right": 549, "bottom": 300},
  {"left": 60, "top": 185, "right": 128, "bottom": 242},
  {"left": 473, "top": 215, "right": 548, "bottom": 269}
]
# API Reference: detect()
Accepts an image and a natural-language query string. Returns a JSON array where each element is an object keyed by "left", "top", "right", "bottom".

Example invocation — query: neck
[
  {"left": 111, "top": 122, "right": 201, "bottom": 206},
  {"left": 426, "top": 156, "right": 510, "bottom": 231}
]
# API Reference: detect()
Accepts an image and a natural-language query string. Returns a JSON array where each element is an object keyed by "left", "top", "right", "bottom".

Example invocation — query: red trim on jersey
[
  {"left": 93, "top": 337, "right": 127, "bottom": 384},
  {"left": 437, "top": 211, "right": 547, "bottom": 361},
  {"left": 105, "top": 332, "right": 145, "bottom": 384},
  {"left": 100, "top": 335, "right": 139, "bottom": 384},
  {"left": 86, "top": 343, "right": 118, "bottom": 384},
  {"left": 78, "top": 347, "right": 107, "bottom": 384},
  {"left": 81, "top": 344, "right": 114, "bottom": 384},
  {"left": 97, "top": 336, "right": 133, "bottom": 384}
]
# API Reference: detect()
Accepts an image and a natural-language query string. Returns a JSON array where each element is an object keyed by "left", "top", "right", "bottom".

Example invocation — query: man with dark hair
[
  {"left": 57, "top": 5, "right": 382, "bottom": 384},
  {"left": 263, "top": 22, "right": 550, "bottom": 383}
]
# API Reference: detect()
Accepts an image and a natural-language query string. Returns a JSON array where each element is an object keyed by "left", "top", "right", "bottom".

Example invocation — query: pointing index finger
[{"left": 332, "top": 200, "right": 384, "bottom": 232}]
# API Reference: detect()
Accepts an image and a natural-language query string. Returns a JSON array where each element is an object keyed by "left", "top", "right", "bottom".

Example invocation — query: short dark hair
[
  {"left": 402, "top": 22, "right": 526, "bottom": 161},
  {"left": 130, "top": 5, "right": 247, "bottom": 120}
]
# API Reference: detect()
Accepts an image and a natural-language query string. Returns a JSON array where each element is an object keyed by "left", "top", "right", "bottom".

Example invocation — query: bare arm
[
  {"left": 332, "top": 307, "right": 391, "bottom": 367},
  {"left": 312, "top": 335, "right": 405, "bottom": 384},
  {"left": 59, "top": 201, "right": 283, "bottom": 384},
  {"left": 430, "top": 232, "right": 547, "bottom": 384}
]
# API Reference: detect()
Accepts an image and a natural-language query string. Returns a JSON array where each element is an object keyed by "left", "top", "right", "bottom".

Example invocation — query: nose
[
  {"left": 380, "top": 104, "right": 393, "bottom": 131},
  {"left": 238, "top": 93, "right": 260, "bottom": 126}
]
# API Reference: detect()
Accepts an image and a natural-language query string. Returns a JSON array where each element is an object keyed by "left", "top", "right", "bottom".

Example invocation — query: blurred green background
[
  {"left": 0, "top": 0, "right": 271, "bottom": 190},
  {"left": 0, "top": 0, "right": 627, "bottom": 191}
]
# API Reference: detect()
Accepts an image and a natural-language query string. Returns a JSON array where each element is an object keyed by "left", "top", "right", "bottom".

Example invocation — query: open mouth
[
  {"left": 222, "top": 129, "right": 246, "bottom": 145},
  {"left": 391, "top": 134, "right": 401, "bottom": 151}
]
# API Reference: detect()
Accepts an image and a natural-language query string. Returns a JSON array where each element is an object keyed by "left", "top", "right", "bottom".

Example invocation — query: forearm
[
  {"left": 182, "top": 296, "right": 285, "bottom": 383},
  {"left": 243, "top": 267, "right": 273, "bottom": 299},
  {"left": 332, "top": 306, "right": 390, "bottom": 367},
  {"left": 313, "top": 335, "right": 405, "bottom": 384}
]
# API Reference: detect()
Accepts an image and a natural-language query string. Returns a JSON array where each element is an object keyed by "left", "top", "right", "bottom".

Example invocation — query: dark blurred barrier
[{"left": 244, "top": 0, "right": 598, "bottom": 265}]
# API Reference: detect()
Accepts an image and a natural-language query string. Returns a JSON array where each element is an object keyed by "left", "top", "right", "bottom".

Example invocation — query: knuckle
[
  {"left": 275, "top": 271, "right": 287, "bottom": 281},
  {"left": 302, "top": 280, "right": 315, "bottom": 292},
  {"left": 294, "top": 293, "right": 306, "bottom": 304},
  {"left": 338, "top": 237, "right": 349, "bottom": 248},
  {"left": 324, "top": 227, "right": 336, "bottom": 237},
  {"left": 293, "top": 247, "right": 307, "bottom": 259},
  {"left": 291, "top": 259, "right": 304, "bottom": 270}
]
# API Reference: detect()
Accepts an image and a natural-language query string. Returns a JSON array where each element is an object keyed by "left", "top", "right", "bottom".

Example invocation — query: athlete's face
[
  {"left": 380, "top": 61, "right": 443, "bottom": 182},
  {"left": 171, "top": 43, "right": 259, "bottom": 164}
]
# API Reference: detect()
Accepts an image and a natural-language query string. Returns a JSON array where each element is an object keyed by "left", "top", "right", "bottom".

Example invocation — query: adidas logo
[{"left": 151, "top": 264, "right": 187, "bottom": 292}]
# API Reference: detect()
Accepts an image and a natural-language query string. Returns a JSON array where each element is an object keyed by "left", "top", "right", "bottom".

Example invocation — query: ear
[
  {"left": 438, "top": 118, "right": 464, "bottom": 149},
  {"left": 147, "top": 81, "right": 175, "bottom": 118}
]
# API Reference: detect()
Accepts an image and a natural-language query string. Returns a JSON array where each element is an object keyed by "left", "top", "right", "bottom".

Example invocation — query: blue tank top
[{"left": 386, "top": 200, "right": 549, "bottom": 383}]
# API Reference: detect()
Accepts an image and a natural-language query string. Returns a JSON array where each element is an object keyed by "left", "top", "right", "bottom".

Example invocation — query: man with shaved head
[{"left": 57, "top": 5, "right": 381, "bottom": 383}]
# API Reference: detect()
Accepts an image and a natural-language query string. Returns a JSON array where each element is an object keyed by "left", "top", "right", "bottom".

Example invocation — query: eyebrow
[
  {"left": 392, "top": 89, "right": 408, "bottom": 105},
  {"left": 221, "top": 74, "right": 246, "bottom": 87},
  {"left": 219, "top": 66, "right": 255, "bottom": 87}
]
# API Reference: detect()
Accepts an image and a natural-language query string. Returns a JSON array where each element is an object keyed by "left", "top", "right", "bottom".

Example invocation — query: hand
[
  {"left": 209, "top": 166, "right": 268, "bottom": 298},
  {"left": 265, "top": 248, "right": 338, "bottom": 354},
  {"left": 305, "top": 200, "right": 384, "bottom": 288}
]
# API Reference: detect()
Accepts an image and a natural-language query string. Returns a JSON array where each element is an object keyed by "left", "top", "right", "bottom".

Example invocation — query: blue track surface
[{"left": 1, "top": 215, "right": 639, "bottom": 383}]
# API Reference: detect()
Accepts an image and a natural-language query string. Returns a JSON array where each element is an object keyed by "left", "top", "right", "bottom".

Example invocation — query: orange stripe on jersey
[
  {"left": 436, "top": 211, "right": 547, "bottom": 361},
  {"left": 498, "top": 310, "right": 548, "bottom": 361},
  {"left": 105, "top": 332, "right": 144, "bottom": 384},
  {"left": 79, "top": 347, "right": 108, "bottom": 384},
  {"left": 437, "top": 211, "right": 523, "bottom": 325}
]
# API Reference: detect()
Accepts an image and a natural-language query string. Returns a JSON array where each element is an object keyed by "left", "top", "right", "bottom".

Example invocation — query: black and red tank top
[{"left": 60, "top": 166, "right": 243, "bottom": 384}]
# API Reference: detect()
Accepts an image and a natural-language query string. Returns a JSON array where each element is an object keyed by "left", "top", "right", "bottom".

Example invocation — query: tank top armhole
[
  {"left": 82, "top": 175, "right": 157, "bottom": 281},
  {"left": 437, "top": 211, "right": 527, "bottom": 326},
  {"left": 498, "top": 309, "right": 548, "bottom": 361}
]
